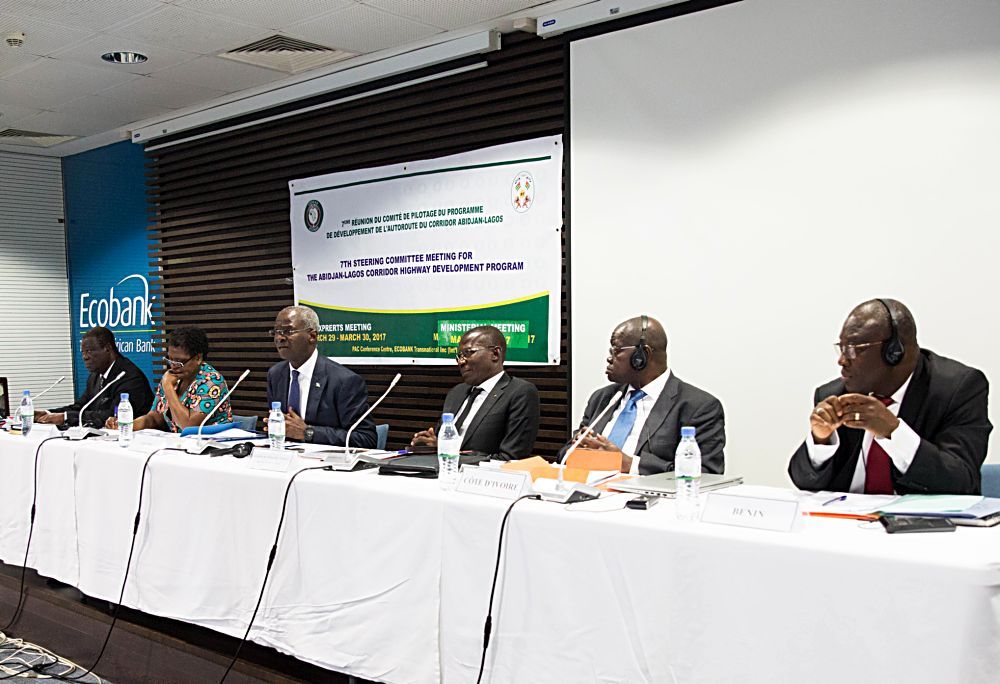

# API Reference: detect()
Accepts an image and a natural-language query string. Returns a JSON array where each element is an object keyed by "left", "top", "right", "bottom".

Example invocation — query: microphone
[
  {"left": 189, "top": 369, "right": 250, "bottom": 453},
  {"left": 65, "top": 371, "right": 126, "bottom": 440},
  {"left": 560, "top": 387, "right": 629, "bottom": 466},
  {"left": 344, "top": 373, "right": 401, "bottom": 453},
  {"left": 32, "top": 376, "right": 66, "bottom": 402}
]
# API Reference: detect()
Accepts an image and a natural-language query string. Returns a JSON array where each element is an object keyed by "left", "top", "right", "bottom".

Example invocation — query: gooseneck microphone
[
  {"left": 190, "top": 369, "right": 250, "bottom": 452},
  {"left": 65, "top": 370, "right": 126, "bottom": 440},
  {"left": 560, "top": 387, "right": 629, "bottom": 466},
  {"left": 343, "top": 373, "right": 401, "bottom": 453},
  {"left": 32, "top": 375, "right": 66, "bottom": 402}
]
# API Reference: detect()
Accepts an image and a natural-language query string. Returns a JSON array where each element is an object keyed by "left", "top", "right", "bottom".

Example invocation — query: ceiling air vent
[
  {"left": 219, "top": 35, "right": 357, "bottom": 74},
  {"left": 0, "top": 129, "right": 77, "bottom": 147}
]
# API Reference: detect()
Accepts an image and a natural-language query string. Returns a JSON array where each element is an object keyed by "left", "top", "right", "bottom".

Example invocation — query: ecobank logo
[{"left": 78, "top": 274, "right": 155, "bottom": 330}]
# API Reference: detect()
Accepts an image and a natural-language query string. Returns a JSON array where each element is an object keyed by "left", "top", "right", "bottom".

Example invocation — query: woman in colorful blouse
[{"left": 107, "top": 327, "right": 232, "bottom": 432}]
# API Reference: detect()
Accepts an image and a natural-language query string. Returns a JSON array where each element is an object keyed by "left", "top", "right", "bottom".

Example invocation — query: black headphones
[
  {"left": 630, "top": 315, "right": 649, "bottom": 371},
  {"left": 877, "top": 298, "right": 904, "bottom": 366}
]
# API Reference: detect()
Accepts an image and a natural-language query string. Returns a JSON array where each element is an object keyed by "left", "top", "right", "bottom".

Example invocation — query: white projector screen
[{"left": 570, "top": 0, "right": 1000, "bottom": 486}]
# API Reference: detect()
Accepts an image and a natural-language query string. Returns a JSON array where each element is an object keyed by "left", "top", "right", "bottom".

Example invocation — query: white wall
[
  {"left": 0, "top": 151, "right": 75, "bottom": 411},
  {"left": 570, "top": 0, "right": 1000, "bottom": 486}
]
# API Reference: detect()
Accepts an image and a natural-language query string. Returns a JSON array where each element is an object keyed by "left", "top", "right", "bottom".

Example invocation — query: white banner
[{"left": 289, "top": 136, "right": 563, "bottom": 364}]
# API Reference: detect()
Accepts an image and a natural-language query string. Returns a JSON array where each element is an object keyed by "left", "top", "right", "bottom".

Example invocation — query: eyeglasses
[
  {"left": 834, "top": 340, "right": 887, "bottom": 360},
  {"left": 268, "top": 328, "right": 309, "bottom": 338},
  {"left": 456, "top": 346, "right": 498, "bottom": 361},
  {"left": 608, "top": 344, "right": 639, "bottom": 356},
  {"left": 165, "top": 356, "right": 193, "bottom": 369}
]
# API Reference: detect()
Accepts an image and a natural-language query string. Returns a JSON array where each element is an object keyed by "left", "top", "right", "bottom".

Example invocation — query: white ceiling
[{"left": 0, "top": 0, "right": 589, "bottom": 155}]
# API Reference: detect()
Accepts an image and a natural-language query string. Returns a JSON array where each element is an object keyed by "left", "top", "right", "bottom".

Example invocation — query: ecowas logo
[
  {"left": 511, "top": 172, "right": 534, "bottom": 213},
  {"left": 304, "top": 199, "right": 324, "bottom": 231},
  {"left": 79, "top": 274, "right": 154, "bottom": 329}
]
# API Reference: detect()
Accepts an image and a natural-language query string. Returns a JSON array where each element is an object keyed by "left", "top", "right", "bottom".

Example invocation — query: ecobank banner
[{"left": 289, "top": 136, "right": 563, "bottom": 364}]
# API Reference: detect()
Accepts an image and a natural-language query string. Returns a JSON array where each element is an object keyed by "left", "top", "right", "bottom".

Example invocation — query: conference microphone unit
[
  {"left": 32, "top": 375, "right": 66, "bottom": 402},
  {"left": 187, "top": 369, "right": 250, "bottom": 454},
  {"left": 65, "top": 371, "right": 126, "bottom": 440},
  {"left": 344, "top": 372, "right": 401, "bottom": 453},
  {"left": 323, "top": 373, "right": 402, "bottom": 471}
]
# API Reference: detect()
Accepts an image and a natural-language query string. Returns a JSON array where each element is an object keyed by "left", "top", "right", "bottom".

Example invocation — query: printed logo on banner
[
  {"left": 304, "top": 200, "right": 324, "bottom": 231},
  {"left": 511, "top": 172, "right": 534, "bottom": 213},
  {"left": 78, "top": 273, "right": 155, "bottom": 355}
]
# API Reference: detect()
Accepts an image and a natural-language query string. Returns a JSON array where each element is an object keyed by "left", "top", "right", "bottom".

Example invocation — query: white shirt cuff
[
  {"left": 874, "top": 418, "right": 919, "bottom": 474},
  {"left": 627, "top": 454, "right": 641, "bottom": 475},
  {"left": 806, "top": 431, "right": 839, "bottom": 468}
]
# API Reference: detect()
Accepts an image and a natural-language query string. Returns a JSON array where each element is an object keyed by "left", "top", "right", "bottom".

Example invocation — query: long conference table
[{"left": 0, "top": 430, "right": 998, "bottom": 683}]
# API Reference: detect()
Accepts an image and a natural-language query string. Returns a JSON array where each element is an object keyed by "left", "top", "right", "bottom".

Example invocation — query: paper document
[
  {"left": 801, "top": 492, "right": 899, "bottom": 514},
  {"left": 878, "top": 494, "right": 983, "bottom": 516}
]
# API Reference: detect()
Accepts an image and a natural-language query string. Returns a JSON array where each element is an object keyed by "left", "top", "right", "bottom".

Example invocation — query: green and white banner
[{"left": 289, "top": 136, "right": 563, "bottom": 364}]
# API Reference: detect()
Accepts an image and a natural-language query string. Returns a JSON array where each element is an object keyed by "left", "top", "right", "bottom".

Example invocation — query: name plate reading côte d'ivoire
[{"left": 456, "top": 466, "right": 532, "bottom": 500}]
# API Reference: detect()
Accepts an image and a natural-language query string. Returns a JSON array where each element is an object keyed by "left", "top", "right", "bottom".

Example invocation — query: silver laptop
[{"left": 610, "top": 472, "right": 743, "bottom": 498}]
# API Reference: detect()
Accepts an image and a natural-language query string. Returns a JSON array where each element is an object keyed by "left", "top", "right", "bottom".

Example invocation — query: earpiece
[
  {"left": 630, "top": 315, "right": 649, "bottom": 371},
  {"left": 877, "top": 298, "right": 904, "bottom": 366}
]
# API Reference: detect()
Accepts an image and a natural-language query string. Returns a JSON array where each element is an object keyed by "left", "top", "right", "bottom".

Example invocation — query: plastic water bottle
[
  {"left": 117, "top": 393, "right": 133, "bottom": 447},
  {"left": 268, "top": 402, "right": 285, "bottom": 451},
  {"left": 675, "top": 426, "right": 702, "bottom": 521},
  {"left": 437, "top": 412, "right": 462, "bottom": 490},
  {"left": 19, "top": 391, "right": 33, "bottom": 436}
]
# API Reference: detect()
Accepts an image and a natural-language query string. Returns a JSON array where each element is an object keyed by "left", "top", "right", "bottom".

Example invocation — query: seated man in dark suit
[
  {"left": 36, "top": 326, "right": 154, "bottom": 428},
  {"left": 410, "top": 325, "right": 540, "bottom": 460},
  {"left": 562, "top": 315, "right": 725, "bottom": 475},
  {"left": 266, "top": 306, "right": 377, "bottom": 448},
  {"left": 789, "top": 298, "right": 992, "bottom": 495}
]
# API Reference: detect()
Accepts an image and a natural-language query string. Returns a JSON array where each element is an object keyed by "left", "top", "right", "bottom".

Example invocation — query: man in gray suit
[
  {"left": 563, "top": 315, "right": 725, "bottom": 474},
  {"left": 410, "top": 325, "right": 540, "bottom": 460}
]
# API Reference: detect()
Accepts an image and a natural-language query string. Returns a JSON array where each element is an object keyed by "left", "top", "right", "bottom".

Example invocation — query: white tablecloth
[{"left": 2, "top": 432, "right": 999, "bottom": 683}]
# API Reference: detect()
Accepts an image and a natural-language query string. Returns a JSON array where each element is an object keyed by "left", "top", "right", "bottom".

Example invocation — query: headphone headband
[
  {"left": 877, "top": 298, "right": 904, "bottom": 366},
  {"left": 630, "top": 315, "right": 649, "bottom": 371}
]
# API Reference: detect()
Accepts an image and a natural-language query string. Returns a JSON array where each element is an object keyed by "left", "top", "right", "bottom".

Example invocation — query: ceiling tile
[
  {"left": 362, "top": 0, "right": 554, "bottom": 30},
  {"left": 3, "top": 58, "right": 140, "bottom": 100},
  {"left": 152, "top": 54, "right": 286, "bottom": 93},
  {"left": 285, "top": 3, "right": 441, "bottom": 54},
  {"left": 107, "top": 4, "right": 273, "bottom": 55},
  {"left": 174, "top": 0, "right": 356, "bottom": 31},
  {"left": 100, "top": 73, "right": 227, "bottom": 110},
  {"left": 0, "top": 77, "right": 77, "bottom": 109},
  {"left": 0, "top": 11, "right": 94, "bottom": 57},
  {"left": 0, "top": 51, "right": 42, "bottom": 78},
  {"left": 15, "top": 94, "right": 153, "bottom": 135},
  {"left": 48, "top": 33, "right": 201, "bottom": 75},
  {"left": 0, "top": 101, "right": 44, "bottom": 128},
  {"left": 3, "top": 0, "right": 164, "bottom": 33}
]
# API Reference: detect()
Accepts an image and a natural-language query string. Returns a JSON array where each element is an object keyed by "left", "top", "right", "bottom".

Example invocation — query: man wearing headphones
[
  {"left": 789, "top": 298, "right": 992, "bottom": 495},
  {"left": 561, "top": 315, "right": 726, "bottom": 475}
]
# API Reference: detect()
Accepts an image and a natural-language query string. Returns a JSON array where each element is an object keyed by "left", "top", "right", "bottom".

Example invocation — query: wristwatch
[{"left": 304, "top": 426, "right": 315, "bottom": 443}]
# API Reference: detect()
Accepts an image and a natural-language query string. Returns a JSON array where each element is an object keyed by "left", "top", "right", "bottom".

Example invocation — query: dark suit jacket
[
  {"left": 560, "top": 373, "right": 726, "bottom": 475},
  {"left": 441, "top": 373, "right": 539, "bottom": 460},
  {"left": 267, "top": 355, "right": 376, "bottom": 448},
  {"left": 788, "top": 349, "right": 992, "bottom": 495},
  {"left": 51, "top": 356, "right": 154, "bottom": 428}
]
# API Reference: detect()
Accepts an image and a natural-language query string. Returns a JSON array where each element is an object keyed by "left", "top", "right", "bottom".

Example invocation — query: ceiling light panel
[
  {"left": 49, "top": 35, "right": 199, "bottom": 75},
  {"left": 3, "top": 0, "right": 163, "bottom": 32},
  {"left": 174, "top": 0, "right": 355, "bottom": 31},
  {"left": 363, "top": 0, "right": 557, "bottom": 31},
  {"left": 285, "top": 3, "right": 441, "bottom": 54},
  {"left": 107, "top": 4, "right": 271, "bottom": 55}
]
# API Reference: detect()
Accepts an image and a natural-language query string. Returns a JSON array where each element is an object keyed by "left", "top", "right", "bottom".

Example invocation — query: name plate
[
  {"left": 701, "top": 492, "right": 800, "bottom": 532},
  {"left": 456, "top": 466, "right": 532, "bottom": 500},
  {"left": 249, "top": 447, "right": 296, "bottom": 472}
]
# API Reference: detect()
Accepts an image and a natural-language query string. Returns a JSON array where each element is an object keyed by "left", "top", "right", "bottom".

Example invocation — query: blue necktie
[
  {"left": 607, "top": 389, "right": 646, "bottom": 448},
  {"left": 288, "top": 369, "right": 301, "bottom": 415}
]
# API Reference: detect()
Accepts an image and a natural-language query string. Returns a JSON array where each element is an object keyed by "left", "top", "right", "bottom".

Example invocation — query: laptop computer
[{"left": 609, "top": 472, "right": 743, "bottom": 498}]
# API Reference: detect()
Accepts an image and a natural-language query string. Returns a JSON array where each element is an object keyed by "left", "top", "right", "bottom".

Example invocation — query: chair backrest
[
  {"left": 233, "top": 414, "right": 257, "bottom": 432},
  {"left": 376, "top": 423, "right": 389, "bottom": 451},
  {"left": 982, "top": 464, "right": 1000, "bottom": 498}
]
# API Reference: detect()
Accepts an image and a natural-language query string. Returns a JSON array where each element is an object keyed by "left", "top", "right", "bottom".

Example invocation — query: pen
[
  {"left": 804, "top": 511, "right": 880, "bottom": 521},
  {"left": 822, "top": 495, "right": 848, "bottom": 506}
]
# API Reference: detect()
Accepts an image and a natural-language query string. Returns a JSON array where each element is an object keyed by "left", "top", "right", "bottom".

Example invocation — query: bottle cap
[
  {"left": 680, "top": 426, "right": 696, "bottom": 438},
  {"left": 121, "top": 393, "right": 129, "bottom": 400},
  {"left": 22, "top": 390, "right": 30, "bottom": 396},
  {"left": 271, "top": 402, "right": 281, "bottom": 410},
  {"left": 441, "top": 412, "right": 454, "bottom": 422}
]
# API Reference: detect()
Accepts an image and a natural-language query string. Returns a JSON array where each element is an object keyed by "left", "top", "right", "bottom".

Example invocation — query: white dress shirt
[
  {"left": 599, "top": 369, "right": 672, "bottom": 475},
  {"left": 805, "top": 373, "right": 921, "bottom": 493},
  {"left": 455, "top": 370, "right": 504, "bottom": 449},
  {"left": 288, "top": 348, "right": 319, "bottom": 416}
]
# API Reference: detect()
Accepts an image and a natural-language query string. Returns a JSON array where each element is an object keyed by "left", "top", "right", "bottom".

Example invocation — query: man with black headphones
[
  {"left": 560, "top": 315, "right": 726, "bottom": 475},
  {"left": 789, "top": 298, "right": 992, "bottom": 495}
]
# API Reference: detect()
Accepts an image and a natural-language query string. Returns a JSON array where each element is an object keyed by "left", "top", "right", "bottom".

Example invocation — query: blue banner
[{"left": 63, "top": 141, "right": 156, "bottom": 396}]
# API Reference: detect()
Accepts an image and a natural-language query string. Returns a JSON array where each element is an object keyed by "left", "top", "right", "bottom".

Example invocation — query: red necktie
[{"left": 863, "top": 397, "right": 895, "bottom": 495}]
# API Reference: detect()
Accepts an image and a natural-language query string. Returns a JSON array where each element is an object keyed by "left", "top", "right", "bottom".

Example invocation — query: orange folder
[
  {"left": 501, "top": 456, "right": 590, "bottom": 483},
  {"left": 565, "top": 448, "right": 622, "bottom": 472}
]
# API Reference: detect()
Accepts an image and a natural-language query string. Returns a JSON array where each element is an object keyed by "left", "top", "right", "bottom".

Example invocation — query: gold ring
[{"left": 854, "top": 412, "right": 860, "bottom": 421}]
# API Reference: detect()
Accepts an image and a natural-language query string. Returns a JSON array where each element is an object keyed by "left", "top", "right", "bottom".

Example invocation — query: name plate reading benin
[
  {"left": 457, "top": 466, "right": 532, "bottom": 500},
  {"left": 701, "top": 492, "right": 800, "bottom": 532}
]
